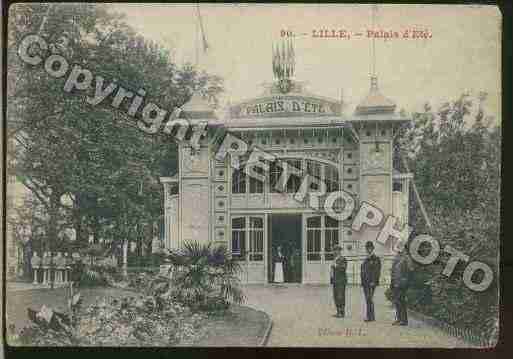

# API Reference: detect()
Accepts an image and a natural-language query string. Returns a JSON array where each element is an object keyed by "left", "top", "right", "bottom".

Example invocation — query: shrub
[
  {"left": 393, "top": 209, "right": 499, "bottom": 345},
  {"left": 73, "top": 261, "right": 123, "bottom": 287},
  {"left": 165, "top": 241, "right": 245, "bottom": 312}
]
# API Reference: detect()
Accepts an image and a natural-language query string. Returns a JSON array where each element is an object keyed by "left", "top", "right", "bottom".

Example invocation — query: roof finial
[
  {"left": 355, "top": 5, "right": 396, "bottom": 116},
  {"left": 272, "top": 38, "right": 295, "bottom": 81},
  {"left": 271, "top": 38, "right": 296, "bottom": 93},
  {"left": 370, "top": 75, "right": 378, "bottom": 92}
]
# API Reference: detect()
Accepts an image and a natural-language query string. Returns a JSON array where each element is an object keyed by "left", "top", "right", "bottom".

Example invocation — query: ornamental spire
[
  {"left": 272, "top": 38, "right": 295, "bottom": 81},
  {"left": 272, "top": 38, "right": 296, "bottom": 93},
  {"left": 354, "top": 5, "right": 396, "bottom": 116}
]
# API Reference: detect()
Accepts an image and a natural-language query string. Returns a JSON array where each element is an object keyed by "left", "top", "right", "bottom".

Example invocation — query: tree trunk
[
  {"left": 122, "top": 240, "right": 128, "bottom": 278},
  {"left": 73, "top": 208, "right": 85, "bottom": 245},
  {"left": 147, "top": 222, "right": 155, "bottom": 256},
  {"left": 136, "top": 223, "right": 142, "bottom": 266},
  {"left": 47, "top": 191, "right": 60, "bottom": 289},
  {"left": 92, "top": 213, "right": 100, "bottom": 244},
  {"left": 24, "top": 242, "right": 32, "bottom": 280}
]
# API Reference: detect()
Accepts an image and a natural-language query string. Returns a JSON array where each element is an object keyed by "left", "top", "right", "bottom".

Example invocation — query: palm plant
[
  {"left": 166, "top": 241, "right": 245, "bottom": 310},
  {"left": 74, "top": 244, "right": 121, "bottom": 287}
]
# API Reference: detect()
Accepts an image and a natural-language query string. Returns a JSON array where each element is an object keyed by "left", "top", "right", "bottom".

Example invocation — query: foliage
[
  {"left": 7, "top": 3, "right": 223, "bottom": 255},
  {"left": 68, "top": 245, "right": 119, "bottom": 286},
  {"left": 126, "top": 271, "right": 156, "bottom": 293},
  {"left": 13, "top": 293, "right": 206, "bottom": 346},
  {"left": 127, "top": 252, "right": 165, "bottom": 267},
  {"left": 73, "top": 261, "right": 123, "bottom": 287},
  {"left": 163, "top": 242, "right": 245, "bottom": 312},
  {"left": 406, "top": 209, "right": 499, "bottom": 342},
  {"left": 395, "top": 92, "right": 500, "bottom": 344}
]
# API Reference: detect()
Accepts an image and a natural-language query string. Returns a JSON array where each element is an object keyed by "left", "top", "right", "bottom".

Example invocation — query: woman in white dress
[{"left": 273, "top": 246, "right": 285, "bottom": 283}]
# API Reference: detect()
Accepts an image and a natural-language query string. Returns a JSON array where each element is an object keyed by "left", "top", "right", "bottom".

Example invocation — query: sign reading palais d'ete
[{"left": 234, "top": 96, "right": 341, "bottom": 118}]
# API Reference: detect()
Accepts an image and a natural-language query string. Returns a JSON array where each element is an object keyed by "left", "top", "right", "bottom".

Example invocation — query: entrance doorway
[{"left": 268, "top": 214, "right": 302, "bottom": 283}]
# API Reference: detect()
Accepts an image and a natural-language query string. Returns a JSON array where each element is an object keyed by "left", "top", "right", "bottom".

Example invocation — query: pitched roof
[
  {"left": 355, "top": 76, "right": 396, "bottom": 116},
  {"left": 179, "top": 92, "right": 216, "bottom": 119}
]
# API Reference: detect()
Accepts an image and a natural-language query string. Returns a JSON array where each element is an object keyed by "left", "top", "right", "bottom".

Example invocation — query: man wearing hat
[
  {"left": 330, "top": 245, "right": 347, "bottom": 318},
  {"left": 390, "top": 244, "right": 411, "bottom": 326},
  {"left": 361, "top": 241, "right": 381, "bottom": 322}
]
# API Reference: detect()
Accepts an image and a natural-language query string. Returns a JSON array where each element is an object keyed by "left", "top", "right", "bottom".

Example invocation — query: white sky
[{"left": 110, "top": 4, "right": 501, "bottom": 122}]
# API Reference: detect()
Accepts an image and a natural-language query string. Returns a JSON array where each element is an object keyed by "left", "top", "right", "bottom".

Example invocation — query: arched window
[
  {"left": 249, "top": 166, "right": 264, "bottom": 193},
  {"left": 325, "top": 165, "right": 339, "bottom": 192},
  {"left": 270, "top": 161, "right": 283, "bottom": 193},
  {"left": 306, "top": 160, "right": 322, "bottom": 191},
  {"left": 285, "top": 159, "right": 302, "bottom": 193},
  {"left": 232, "top": 168, "right": 246, "bottom": 194}
]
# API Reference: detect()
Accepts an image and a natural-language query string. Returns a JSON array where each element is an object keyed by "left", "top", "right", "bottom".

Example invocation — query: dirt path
[{"left": 243, "top": 284, "right": 467, "bottom": 347}]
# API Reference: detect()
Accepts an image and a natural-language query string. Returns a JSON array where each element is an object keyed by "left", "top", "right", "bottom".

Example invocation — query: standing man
[
  {"left": 390, "top": 246, "right": 411, "bottom": 326},
  {"left": 330, "top": 245, "right": 347, "bottom": 318},
  {"left": 361, "top": 241, "right": 381, "bottom": 322}
]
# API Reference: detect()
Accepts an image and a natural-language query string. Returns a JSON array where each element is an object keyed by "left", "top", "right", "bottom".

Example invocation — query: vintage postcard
[{"left": 3, "top": 3, "right": 501, "bottom": 348}]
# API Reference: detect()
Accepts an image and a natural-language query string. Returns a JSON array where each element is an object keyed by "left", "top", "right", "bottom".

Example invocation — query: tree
[
  {"left": 7, "top": 195, "right": 46, "bottom": 278},
  {"left": 7, "top": 4, "right": 224, "bottom": 267},
  {"left": 396, "top": 92, "right": 500, "bottom": 343}
]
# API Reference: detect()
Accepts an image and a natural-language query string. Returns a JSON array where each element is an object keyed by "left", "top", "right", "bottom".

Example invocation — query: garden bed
[
  {"left": 7, "top": 285, "right": 271, "bottom": 347},
  {"left": 8, "top": 242, "right": 272, "bottom": 346}
]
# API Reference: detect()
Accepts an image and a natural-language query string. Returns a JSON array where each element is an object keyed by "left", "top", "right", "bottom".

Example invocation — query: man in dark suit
[
  {"left": 390, "top": 247, "right": 411, "bottom": 325},
  {"left": 330, "top": 245, "right": 347, "bottom": 318},
  {"left": 361, "top": 241, "right": 381, "bottom": 322}
]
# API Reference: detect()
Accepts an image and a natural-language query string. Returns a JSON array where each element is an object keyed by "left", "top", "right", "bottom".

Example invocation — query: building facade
[{"left": 161, "top": 48, "right": 412, "bottom": 285}]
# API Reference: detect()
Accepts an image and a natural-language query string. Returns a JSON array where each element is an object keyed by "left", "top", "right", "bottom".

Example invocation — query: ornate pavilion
[{"left": 160, "top": 43, "right": 412, "bottom": 284}]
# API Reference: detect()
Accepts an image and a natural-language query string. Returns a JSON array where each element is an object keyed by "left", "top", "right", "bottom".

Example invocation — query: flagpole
[
  {"left": 195, "top": 9, "right": 199, "bottom": 68},
  {"left": 371, "top": 5, "right": 377, "bottom": 77},
  {"left": 195, "top": 3, "right": 209, "bottom": 70},
  {"left": 38, "top": 4, "right": 53, "bottom": 35},
  {"left": 197, "top": 4, "right": 208, "bottom": 52}
]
